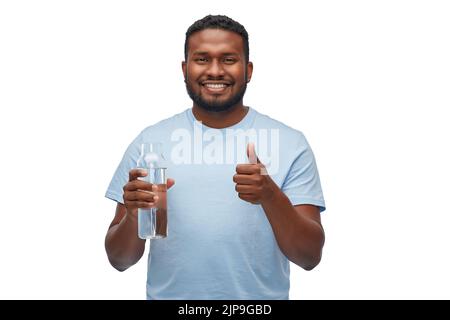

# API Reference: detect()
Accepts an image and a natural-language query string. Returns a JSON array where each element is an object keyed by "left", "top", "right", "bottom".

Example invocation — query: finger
[
  {"left": 236, "top": 164, "right": 260, "bottom": 174},
  {"left": 123, "top": 180, "right": 153, "bottom": 192},
  {"left": 247, "top": 142, "right": 260, "bottom": 164},
  {"left": 132, "top": 200, "right": 158, "bottom": 209},
  {"left": 125, "top": 190, "right": 157, "bottom": 202},
  {"left": 238, "top": 193, "right": 257, "bottom": 203},
  {"left": 150, "top": 180, "right": 174, "bottom": 192},
  {"left": 167, "top": 178, "right": 175, "bottom": 189},
  {"left": 233, "top": 174, "right": 257, "bottom": 185},
  {"left": 129, "top": 168, "right": 147, "bottom": 181},
  {"left": 235, "top": 184, "right": 255, "bottom": 194}
]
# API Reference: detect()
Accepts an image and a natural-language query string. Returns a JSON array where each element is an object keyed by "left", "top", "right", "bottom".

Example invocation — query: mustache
[{"left": 184, "top": 74, "right": 238, "bottom": 83}]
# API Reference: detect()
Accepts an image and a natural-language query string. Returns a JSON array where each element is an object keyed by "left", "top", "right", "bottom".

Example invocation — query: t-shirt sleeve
[
  {"left": 281, "top": 133, "right": 326, "bottom": 212},
  {"left": 105, "top": 133, "right": 143, "bottom": 204}
]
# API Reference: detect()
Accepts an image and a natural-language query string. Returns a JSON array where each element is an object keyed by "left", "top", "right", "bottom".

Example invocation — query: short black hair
[{"left": 184, "top": 15, "right": 249, "bottom": 63}]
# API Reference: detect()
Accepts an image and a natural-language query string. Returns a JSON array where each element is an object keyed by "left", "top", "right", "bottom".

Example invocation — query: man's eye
[
  {"left": 224, "top": 58, "right": 236, "bottom": 63},
  {"left": 195, "top": 58, "right": 208, "bottom": 62}
]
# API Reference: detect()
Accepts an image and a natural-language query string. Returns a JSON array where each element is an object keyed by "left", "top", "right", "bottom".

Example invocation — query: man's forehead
[{"left": 188, "top": 28, "right": 244, "bottom": 52}]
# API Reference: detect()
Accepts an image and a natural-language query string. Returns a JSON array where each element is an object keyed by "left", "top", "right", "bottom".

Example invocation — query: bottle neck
[{"left": 141, "top": 142, "right": 163, "bottom": 156}]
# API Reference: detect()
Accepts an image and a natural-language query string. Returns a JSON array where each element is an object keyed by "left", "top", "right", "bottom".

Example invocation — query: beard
[{"left": 185, "top": 76, "right": 247, "bottom": 113}]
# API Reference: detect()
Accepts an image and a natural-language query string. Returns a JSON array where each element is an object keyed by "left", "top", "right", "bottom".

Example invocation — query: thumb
[
  {"left": 167, "top": 178, "right": 175, "bottom": 189},
  {"left": 247, "top": 142, "right": 260, "bottom": 164}
]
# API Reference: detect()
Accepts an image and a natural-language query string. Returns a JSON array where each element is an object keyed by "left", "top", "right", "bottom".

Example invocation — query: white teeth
[{"left": 204, "top": 84, "right": 227, "bottom": 89}]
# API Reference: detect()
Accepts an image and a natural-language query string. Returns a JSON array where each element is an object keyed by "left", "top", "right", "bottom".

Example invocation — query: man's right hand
[
  {"left": 106, "top": 169, "right": 176, "bottom": 271},
  {"left": 123, "top": 169, "right": 175, "bottom": 218}
]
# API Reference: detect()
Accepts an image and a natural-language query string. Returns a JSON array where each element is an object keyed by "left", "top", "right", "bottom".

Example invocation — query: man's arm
[
  {"left": 105, "top": 169, "right": 174, "bottom": 271},
  {"left": 234, "top": 143, "right": 325, "bottom": 270},
  {"left": 260, "top": 189, "right": 325, "bottom": 270},
  {"left": 105, "top": 203, "right": 146, "bottom": 272}
]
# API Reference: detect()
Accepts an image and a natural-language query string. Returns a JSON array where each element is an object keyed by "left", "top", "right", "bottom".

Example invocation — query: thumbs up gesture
[{"left": 233, "top": 143, "right": 276, "bottom": 205}]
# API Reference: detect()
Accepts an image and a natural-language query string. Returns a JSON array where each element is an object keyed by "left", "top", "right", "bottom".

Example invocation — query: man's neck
[{"left": 192, "top": 104, "right": 249, "bottom": 129}]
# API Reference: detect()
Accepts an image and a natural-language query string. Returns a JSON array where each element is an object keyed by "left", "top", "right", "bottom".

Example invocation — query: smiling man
[
  {"left": 183, "top": 27, "right": 251, "bottom": 115},
  {"left": 105, "top": 15, "right": 326, "bottom": 300}
]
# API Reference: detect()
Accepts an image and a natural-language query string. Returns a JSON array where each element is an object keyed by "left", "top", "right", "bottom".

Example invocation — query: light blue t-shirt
[{"left": 105, "top": 107, "right": 325, "bottom": 300}]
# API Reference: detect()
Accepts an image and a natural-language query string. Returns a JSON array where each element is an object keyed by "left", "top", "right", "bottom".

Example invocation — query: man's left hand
[{"left": 233, "top": 143, "right": 277, "bottom": 205}]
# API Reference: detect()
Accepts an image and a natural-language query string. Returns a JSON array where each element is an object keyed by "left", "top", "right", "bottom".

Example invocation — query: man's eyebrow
[
  {"left": 192, "top": 51, "right": 209, "bottom": 56},
  {"left": 191, "top": 51, "right": 239, "bottom": 56}
]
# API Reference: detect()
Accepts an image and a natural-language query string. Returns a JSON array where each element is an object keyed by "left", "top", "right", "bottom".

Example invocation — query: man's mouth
[{"left": 201, "top": 81, "right": 231, "bottom": 94}]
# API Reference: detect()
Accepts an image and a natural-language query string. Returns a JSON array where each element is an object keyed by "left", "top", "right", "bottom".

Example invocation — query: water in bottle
[{"left": 137, "top": 143, "right": 168, "bottom": 239}]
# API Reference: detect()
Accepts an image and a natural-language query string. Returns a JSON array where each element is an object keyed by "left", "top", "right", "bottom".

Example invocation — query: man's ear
[
  {"left": 182, "top": 61, "right": 187, "bottom": 82},
  {"left": 246, "top": 61, "right": 253, "bottom": 83}
]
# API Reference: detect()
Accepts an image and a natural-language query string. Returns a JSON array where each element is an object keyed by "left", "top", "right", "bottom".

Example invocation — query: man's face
[{"left": 183, "top": 28, "right": 253, "bottom": 112}]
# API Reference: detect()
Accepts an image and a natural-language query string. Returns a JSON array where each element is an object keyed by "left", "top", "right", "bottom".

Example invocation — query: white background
[{"left": 1, "top": 0, "right": 449, "bottom": 299}]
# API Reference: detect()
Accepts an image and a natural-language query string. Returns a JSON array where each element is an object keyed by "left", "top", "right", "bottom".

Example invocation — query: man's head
[{"left": 182, "top": 15, "right": 253, "bottom": 113}]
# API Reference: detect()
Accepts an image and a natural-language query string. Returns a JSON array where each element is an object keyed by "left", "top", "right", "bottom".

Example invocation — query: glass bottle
[{"left": 136, "top": 142, "right": 167, "bottom": 239}]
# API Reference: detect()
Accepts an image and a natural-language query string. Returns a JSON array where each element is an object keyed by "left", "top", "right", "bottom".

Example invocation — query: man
[{"left": 105, "top": 15, "right": 326, "bottom": 300}]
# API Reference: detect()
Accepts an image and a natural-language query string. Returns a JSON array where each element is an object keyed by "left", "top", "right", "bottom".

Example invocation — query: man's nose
[{"left": 206, "top": 59, "right": 225, "bottom": 77}]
